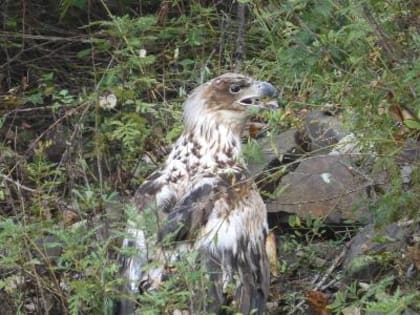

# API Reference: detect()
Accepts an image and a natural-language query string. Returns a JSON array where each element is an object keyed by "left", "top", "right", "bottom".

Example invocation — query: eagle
[{"left": 116, "top": 73, "right": 278, "bottom": 315}]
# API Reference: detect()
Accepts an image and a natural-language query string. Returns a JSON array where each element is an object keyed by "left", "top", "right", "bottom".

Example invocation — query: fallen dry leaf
[{"left": 305, "top": 290, "right": 331, "bottom": 315}]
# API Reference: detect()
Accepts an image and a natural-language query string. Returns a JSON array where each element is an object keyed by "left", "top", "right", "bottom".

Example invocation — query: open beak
[{"left": 238, "top": 81, "right": 279, "bottom": 110}]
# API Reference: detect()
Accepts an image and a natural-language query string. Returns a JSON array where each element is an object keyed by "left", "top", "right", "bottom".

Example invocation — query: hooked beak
[{"left": 238, "top": 81, "right": 279, "bottom": 110}]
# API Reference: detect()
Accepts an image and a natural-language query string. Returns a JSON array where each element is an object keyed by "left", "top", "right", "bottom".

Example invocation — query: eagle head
[{"left": 184, "top": 73, "right": 278, "bottom": 130}]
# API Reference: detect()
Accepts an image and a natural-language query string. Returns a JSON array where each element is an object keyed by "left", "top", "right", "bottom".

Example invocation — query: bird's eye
[{"left": 229, "top": 84, "right": 241, "bottom": 94}]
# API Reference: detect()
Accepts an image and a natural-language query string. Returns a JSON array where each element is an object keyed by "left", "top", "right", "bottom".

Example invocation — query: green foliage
[
  {"left": 60, "top": 0, "right": 86, "bottom": 19},
  {"left": 136, "top": 252, "right": 202, "bottom": 314},
  {"left": 370, "top": 189, "right": 418, "bottom": 224},
  {"left": 242, "top": 138, "right": 265, "bottom": 164},
  {"left": 364, "top": 288, "right": 419, "bottom": 315},
  {"left": 248, "top": 0, "right": 418, "bottom": 130},
  {"left": 404, "top": 119, "right": 420, "bottom": 130},
  {"left": 107, "top": 114, "right": 148, "bottom": 151},
  {"left": 0, "top": 219, "right": 26, "bottom": 267},
  {"left": 1, "top": 0, "right": 419, "bottom": 313},
  {"left": 329, "top": 277, "right": 419, "bottom": 314},
  {"left": 288, "top": 214, "right": 326, "bottom": 241},
  {"left": 26, "top": 151, "right": 64, "bottom": 218}
]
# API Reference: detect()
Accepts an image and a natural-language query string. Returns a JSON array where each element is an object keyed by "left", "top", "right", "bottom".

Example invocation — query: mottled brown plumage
[{"left": 116, "top": 73, "right": 277, "bottom": 315}]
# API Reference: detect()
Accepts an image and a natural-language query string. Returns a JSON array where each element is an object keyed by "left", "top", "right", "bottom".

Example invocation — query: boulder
[
  {"left": 247, "top": 128, "right": 300, "bottom": 177},
  {"left": 266, "top": 154, "right": 370, "bottom": 224},
  {"left": 303, "top": 110, "right": 349, "bottom": 152},
  {"left": 342, "top": 221, "right": 417, "bottom": 281}
]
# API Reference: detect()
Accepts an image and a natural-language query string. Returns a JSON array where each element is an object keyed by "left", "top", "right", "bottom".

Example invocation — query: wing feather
[
  {"left": 133, "top": 171, "right": 164, "bottom": 211},
  {"left": 158, "top": 177, "right": 225, "bottom": 242}
]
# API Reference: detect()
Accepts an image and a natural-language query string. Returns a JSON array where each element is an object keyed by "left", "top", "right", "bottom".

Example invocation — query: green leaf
[
  {"left": 76, "top": 48, "right": 92, "bottom": 59},
  {"left": 404, "top": 119, "right": 420, "bottom": 130},
  {"left": 26, "top": 92, "right": 44, "bottom": 105},
  {"left": 288, "top": 215, "right": 301, "bottom": 228},
  {"left": 59, "top": 0, "right": 86, "bottom": 19}
]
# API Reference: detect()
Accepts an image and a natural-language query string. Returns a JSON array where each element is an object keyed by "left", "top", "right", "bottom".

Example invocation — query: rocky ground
[{"left": 249, "top": 106, "right": 420, "bottom": 314}]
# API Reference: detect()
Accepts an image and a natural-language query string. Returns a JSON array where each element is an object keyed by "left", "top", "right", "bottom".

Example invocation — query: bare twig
[
  {"left": 338, "top": 160, "right": 377, "bottom": 200},
  {"left": 314, "top": 247, "right": 347, "bottom": 290},
  {"left": 24, "top": 103, "right": 86, "bottom": 156},
  {"left": 360, "top": 4, "right": 401, "bottom": 60},
  {"left": 0, "top": 42, "right": 59, "bottom": 69},
  {"left": 47, "top": 103, "right": 92, "bottom": 195},
  {"left": 1, "top": 104, "right": 78, "bottom": 117},
  {"left": 218, "top": 11, "right": 228, "bottom": 69},
  {"left": 234, "top": 2, "right": 246, "bottom": 72},
  {"left": 266, "top": 183, "right": 371, "bottom": 208},
  {"left": 287, "top": 246, "right": 348, "bottom": 315},
  {"left": 0, "top": 31, "right": 98, "bottom": 43},
  {"left": 0, "top": 173, "right": 39, "bottom": 193}
]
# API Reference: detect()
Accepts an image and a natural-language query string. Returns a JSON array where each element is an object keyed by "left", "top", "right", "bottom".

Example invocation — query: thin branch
[
  {"left": 266, "top": 183, "right": 371, "bottom": 208},
  {"left": 24, "top": 103, "right": 86, "bottom": 156},
  {"left": 314, "top": 247, "right": 347, "bottom": 290},
  {"left": 218, "top": 10, "right": 229, "bottom": 69},
  {"left": 1, "top": 104, "right": 79, "bottom": 117},
  {"left": 0, "top": 30, "right": 98, "bottom": 43},
  {"left": 360, "top": 4, "right": 401, "bottom": 60},
  {"left": 287, "top": 246, "right": 348, "bottom": 315},
  {"left": 0, "top": 40, "right": 53, "bottom": 70},
  {"left": 0, "top": 173, "right": 39, "bottom": 193},
  {"left": 234, "top": 2, "right": 246, "bottom": 72}
]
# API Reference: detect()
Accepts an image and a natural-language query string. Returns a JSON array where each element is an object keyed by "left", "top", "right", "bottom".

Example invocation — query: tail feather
[{"left": 115, "top": 226, "right": 148, "bottom": 315}]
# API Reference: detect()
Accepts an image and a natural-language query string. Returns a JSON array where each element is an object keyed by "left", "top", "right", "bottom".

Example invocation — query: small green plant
[
  {"left": 288, "top": 215, "right": 326, "bottom": 242},
  {"left": 329, "top": 277, "right": 419, "bottom": 314},
  {"left": 59, "top": 0, "right": 86, "bottom": 19},
  {"left": 26, "top": 146, "right": 64, "bottom": 218},
  {"left": 130, "top": 247, "right": 216, "bottom": 315}
]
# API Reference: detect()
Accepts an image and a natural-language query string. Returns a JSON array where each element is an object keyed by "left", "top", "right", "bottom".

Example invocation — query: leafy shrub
[{"left": 0, "top": 0, "right": 418, "bottom": 313}]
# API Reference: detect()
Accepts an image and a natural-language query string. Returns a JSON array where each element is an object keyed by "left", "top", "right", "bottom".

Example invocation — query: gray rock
[
  {"left": 343, "top": 222, "right": 416, "bottom": 281},
  {"left": 371, "top": 138, "right": 419, "bottom": 193},
  {"left": 397, "top": 139, "right": 420, "bottom": 164},
  {"left": 247, "top": 128, "right": 299, "bottom": 177},
  {"left": 303, "top": 110, "right": 349, "bottom": 152},
  {"left": 266, "top": 154, "right": 370, "bottom": 224},
  {"left": 398, "top": 139, "right": 420, "bottom": 189},
  {"left": 401, "top": 165, "right": 414, "bottom": 185},
  {"left": 402, "top": 308, "right": 418, "bottom": 315}
]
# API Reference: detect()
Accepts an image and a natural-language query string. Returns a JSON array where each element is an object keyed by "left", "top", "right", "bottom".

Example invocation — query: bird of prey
[{"left": 116, "top": 73, "right": 278, "bottom": 315}]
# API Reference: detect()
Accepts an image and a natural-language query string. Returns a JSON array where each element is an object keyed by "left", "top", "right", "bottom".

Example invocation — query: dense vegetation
[{"left": 0, "top": 0, "right": 419, "bottom": 314}]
